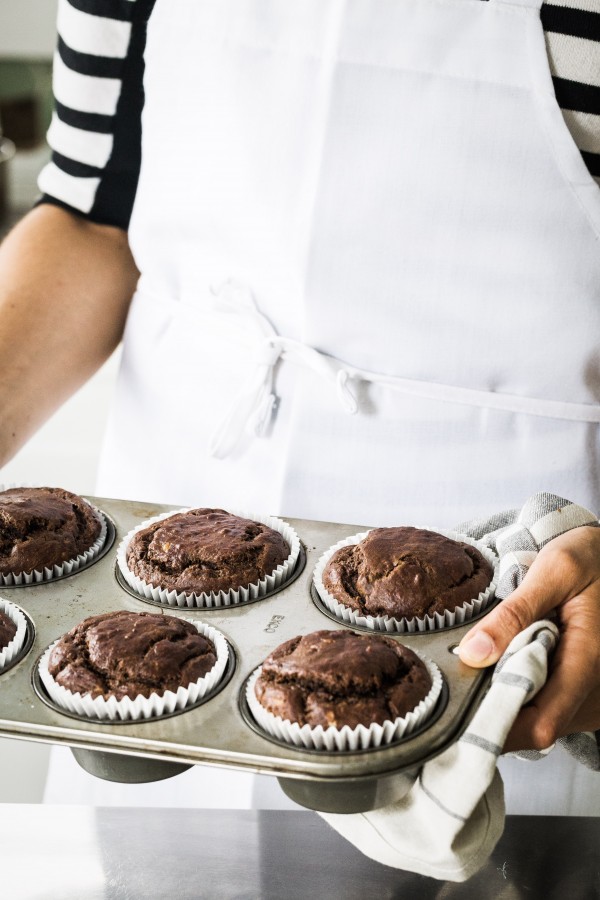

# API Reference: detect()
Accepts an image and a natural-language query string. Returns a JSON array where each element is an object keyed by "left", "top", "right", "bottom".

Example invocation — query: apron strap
[
  {"left": 206, "top": 281, "right": 600, "bottom": 459},
  {"left": 207, "top": 281, "right": 358, "bottom": 459}
]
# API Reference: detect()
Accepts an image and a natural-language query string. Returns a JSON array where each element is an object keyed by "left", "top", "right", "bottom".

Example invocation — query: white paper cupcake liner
[
  {"left": 117, "top": 508, "right": 301, "bottom": 609},
  {"left": 313, "top": 528, "right": 499, "bottom": 633},
  {"left": 246, "top": 654, "right": 443, "bottom": 752},
  {"left": 38, "top": 619, "right": 230, "bottom": 722},
  {"left": 0, "top": 599, "right": 29, "bottom": 671},
  {"left": 0, "top": 483, "right": 108, "bottom": 586}
]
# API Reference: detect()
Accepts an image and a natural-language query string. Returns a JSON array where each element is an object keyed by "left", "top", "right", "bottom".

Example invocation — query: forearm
[{"left": 0, "top": 204, "right": 139, "bottom": 466}]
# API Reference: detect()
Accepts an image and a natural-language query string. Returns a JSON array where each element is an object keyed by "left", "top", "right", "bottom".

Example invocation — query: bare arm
[{"left": 0, "top": 204, "right": 139, "bottom": 466}]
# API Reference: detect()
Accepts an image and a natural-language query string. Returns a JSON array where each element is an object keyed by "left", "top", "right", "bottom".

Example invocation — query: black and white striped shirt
[{"left": 39, "top": 0, "right": 600, "bottom": 230}]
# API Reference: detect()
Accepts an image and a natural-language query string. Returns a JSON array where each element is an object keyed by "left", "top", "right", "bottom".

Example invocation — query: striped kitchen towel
[
  {"left": 320, "top": 620, "right": 558, "bottom": 882},
  {"left": 320, "top": 493, "right": 599, "bottom": 881},
  {"left": 459, "top": 491, "right": 600, "bottom": 770},
  {"left": 458, "top": 491, "right": 599, "bottom": 601}
]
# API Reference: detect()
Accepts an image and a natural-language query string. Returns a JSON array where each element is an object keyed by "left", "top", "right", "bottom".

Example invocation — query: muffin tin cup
[
  {"left": 0, "top": 483, "right": 108, "bottom": 586},
  {"left": 245, "top": 655, "right": 443, "bottom": 752},
  {"left": 38, "top": 620, "right": 230, "bottom": 722},
  {"left": 116, "top": 508, "right": 301, "bottom": 609},
  {"left": 0, "top": 599, "right": 29, "bottom": 671},
  {"left": 312, "top": 528, "right": 499, "bottom": 634}
]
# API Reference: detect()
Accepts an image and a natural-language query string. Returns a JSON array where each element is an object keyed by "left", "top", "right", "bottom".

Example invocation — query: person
[{"left": 1, "top": 0, "right": 599, "bottom": 813}]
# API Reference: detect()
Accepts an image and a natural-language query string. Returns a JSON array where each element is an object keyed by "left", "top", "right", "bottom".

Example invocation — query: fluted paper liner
[
  {"left": 246, "top": 655, "right": 443, "bottom": 751},
  {"left": 0, "top": 483, "right": 108, "bottom": 586},
  {"left": 313, "top": 528, "right": 498, "bottom": 633},
  {"left": 0, "top": 599, "right": 28, "bottom": 671},
  {"left": 39, "top": 619, "right": 229, "bottom": 722},
  {"left": 117, "top": 508, "right": 301, "bottom": 608}
]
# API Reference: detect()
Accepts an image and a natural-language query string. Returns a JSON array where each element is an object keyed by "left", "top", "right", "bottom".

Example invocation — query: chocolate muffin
[
  {"left": 0, "top": 487, "right": 101, "bottom": 576},
  {"left": 126, "top": 508, "right": 289, "bottom": 595},
  {"left": 322, "top": 527, "right": 493, "bottom": 620},
  {"left": 254, "top": 629, "right": 432, "bottom": 729},
  {"left": 47, "top": 610, "right": 217, "bottom": 700},
  {"left": 0, "top": 610, "right": 16, "bottom": 651}
]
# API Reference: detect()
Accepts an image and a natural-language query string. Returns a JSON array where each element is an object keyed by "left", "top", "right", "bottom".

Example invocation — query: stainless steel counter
[{"left": 2, "top": 807, "right": 599, "bottom": 899}]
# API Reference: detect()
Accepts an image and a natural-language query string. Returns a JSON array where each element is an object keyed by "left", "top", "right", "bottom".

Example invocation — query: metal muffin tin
[{"left": 0, "top": 497, "right": 495, "bottom": 813}]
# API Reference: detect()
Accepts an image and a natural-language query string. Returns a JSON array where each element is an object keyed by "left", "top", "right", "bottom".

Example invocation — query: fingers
[
  {"left": 503, "top": 592, "right": 600, "bottom": 750},
  {"left": 456, "top": 525, "right": 600, "bottom": 753},
  {"left": 503, "top": 640, "right": 586, "bottom": 751},
  {"left": 458, "top": 530, "right": 593, "bottom": 668},
  {"left": 502, "top": 706, "right": 542, "bottom": 754},
  {"left": 503, "top": 655, "right": 594, "bottom": 753},
  {"left": 458, "top": 565, "right": 560, "bottom": 667}
]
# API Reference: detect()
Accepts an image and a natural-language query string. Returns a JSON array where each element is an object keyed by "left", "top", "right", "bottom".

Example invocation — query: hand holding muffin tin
[{"left": 0, "top": 497, "right": 498, "bottom": 813}]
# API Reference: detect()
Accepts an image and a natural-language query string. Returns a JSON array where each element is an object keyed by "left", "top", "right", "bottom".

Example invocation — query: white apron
[{"left": 62, "top": 0, "right": 600, "bottom": 813}]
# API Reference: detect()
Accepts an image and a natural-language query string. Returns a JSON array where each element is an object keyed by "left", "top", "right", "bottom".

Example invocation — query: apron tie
[
  {"left": 206, "top": 279, "right": 600, "bottom": 459},
  {"left": 208, "top": 281, "right": 358, "bottom": 458}
]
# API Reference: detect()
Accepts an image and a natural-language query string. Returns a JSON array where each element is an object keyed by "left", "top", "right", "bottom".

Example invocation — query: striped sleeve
[
  {"left": 542, "top": 0, "right": 600, "bottom": 185},
  {"left": 38, "top": 0, "right": 155, "bottom": 229}
]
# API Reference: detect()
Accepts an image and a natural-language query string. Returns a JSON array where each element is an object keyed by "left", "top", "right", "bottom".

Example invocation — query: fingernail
[{"left": 459, "top": 631, "right": 495, "bottom": 664}]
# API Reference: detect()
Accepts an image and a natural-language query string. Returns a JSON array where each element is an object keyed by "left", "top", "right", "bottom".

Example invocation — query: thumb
[{"left": 457, "top": 556, "right": 562, "bottom": 667}]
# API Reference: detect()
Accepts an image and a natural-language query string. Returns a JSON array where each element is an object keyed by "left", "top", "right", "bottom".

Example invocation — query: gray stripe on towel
[
  {"left": 494, "top": 672, "right": 534, "bottom": 693},
  {"left": 460, "top": 733, "right": 502, "bottom": 756},
  {"left": 536, "top": 630, "right": 555, "bottom": 651},
  {"left": 420, "top": 778, "right": 467, "bottom": 823}
]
